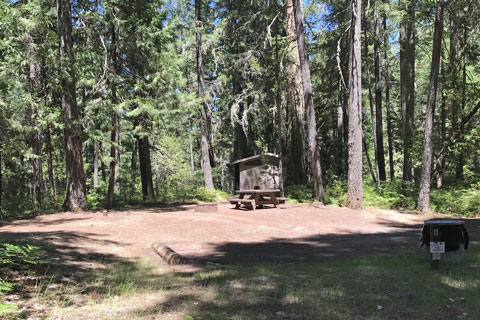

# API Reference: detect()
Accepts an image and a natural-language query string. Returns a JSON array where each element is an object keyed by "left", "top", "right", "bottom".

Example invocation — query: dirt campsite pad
[{"left": 2, "top": 203, "right": 478, "bottom": 272}]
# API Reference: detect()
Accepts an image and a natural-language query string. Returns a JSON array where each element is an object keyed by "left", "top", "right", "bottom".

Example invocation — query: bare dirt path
[{"left": 1, "top": 204, "right": 478, "bottom": 272}]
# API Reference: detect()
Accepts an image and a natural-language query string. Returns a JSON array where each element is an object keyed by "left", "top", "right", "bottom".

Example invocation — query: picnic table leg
[
  {"left": 270, "top": 192, "right": 279, "bottom": 208},
  {"left": 236, "top": 193, "right": 244, "bottom": 209},
  {"left": 252, "top": 193, "right": 261, "bottom": 211}
]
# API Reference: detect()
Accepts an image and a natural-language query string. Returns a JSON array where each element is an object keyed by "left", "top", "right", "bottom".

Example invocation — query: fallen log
[{"left": 152, "top": 242, "right": 183, "bottom": 265}]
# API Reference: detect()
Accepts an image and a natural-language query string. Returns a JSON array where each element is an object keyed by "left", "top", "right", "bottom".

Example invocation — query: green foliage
[
  {"left": 0, "top": 243, "right": 45, "bottom": 316},
  {"left": 284, "top": 184, "right": 315, "bottom": 203},
  {"left": 1, "top": 0, "right": 480, "bottom": 220},
  {"left": 0, "top": 280, "right": 14, "bottom": 294},
  {"left": 363, "top": 181, "right": 417, "bottom": 210},
  {"left": 0, "top": 243, "right": 45, "bottom": 268},
  {"left": 194, "top": 187, "right": 229, "bottom": 203},
  {"left": 286, "top": 180, "right": 479, "bottom": 216},
  {"left": 86, "top": 181, "right": 108, "bottom": 210},
  {"left": 430, "top": 182, "right": 480, "bottom": 217},
  {"left": 0, "top": 302, "right": 17, "bottom": 315}
]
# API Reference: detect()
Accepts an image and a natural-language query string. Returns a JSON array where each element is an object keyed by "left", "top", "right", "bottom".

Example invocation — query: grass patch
[
  {"left": 3, "top": 246, "right": 479, "bottom": 319},
  {"left": 194, "top": 188, "right": 230, "bottom": 203}
]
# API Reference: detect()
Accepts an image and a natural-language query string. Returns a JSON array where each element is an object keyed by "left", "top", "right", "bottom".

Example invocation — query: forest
[{"left": 0, "top": 0, "right": 479, "bottom": 217}]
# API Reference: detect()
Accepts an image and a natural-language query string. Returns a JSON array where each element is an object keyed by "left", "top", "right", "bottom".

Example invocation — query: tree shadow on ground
[
  {"left": 0, "top": 217, "right": 478, "bottom": 319},
  {"left": 0, "top": 230, "right": 129, "bottom": 282},
  {"left": 182, "top": 218, "right": 479, "bottom": 266},
  {"left": 126, "top": 246, "right": 480, "bottom": 320}
]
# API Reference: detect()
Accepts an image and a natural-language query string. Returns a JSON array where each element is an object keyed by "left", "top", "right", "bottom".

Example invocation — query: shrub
[
  {"left": 195, "top": 187, "right": 230, "bottom": 203},
  {"left": 284, "top": 184, "right": 314, "bottom": 203}
]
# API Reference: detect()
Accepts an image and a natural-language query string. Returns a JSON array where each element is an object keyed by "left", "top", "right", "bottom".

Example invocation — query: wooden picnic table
[{"left": 229, "top": 189, "right": 285, "bottom": 210}]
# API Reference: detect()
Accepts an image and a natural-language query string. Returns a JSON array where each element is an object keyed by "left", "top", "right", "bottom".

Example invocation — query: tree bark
[
  {"left": 131, "top": 138, "right": 137, "bottom": 183},
  {"left": 107, "top": 19, "right": 120, "bottom": 210},
  {"left": 57, "top": 0, "right": 87, "bottom": 211},
  {"left": 418, "top": 0, "right": 445, "bottom": 212},
  {"left": 337, "top": 80, "right": 345, "bottom": 177},
  {"left": 138, "top": 136, "right": 154, "bottom": 201},
  {"left": 106, "top": 112, "right": 119, "bottom": 210},
  {"left": 275, "top": 35, "right": 285, "bottom": 197},
  {"left": 46, "top": 126, "right": 56, "bottom": 211},
  {"left": 374, "top": 5, "right": 386, "bottom": 181},
  {"left": 28, "top": 33, "right": 43, "bottom": 212},
  {"left": 400, "top": 0, "right": 416, "bottom": 182},
  {"left": 383, "top": 15, "right": 394, "bottom": 181},
  {"left": 93, "top": 141, "right": 99, "bottom": 190},
  {"left": 195, "top": 0, "right": 214, "bottom": 190},
  {"left": 363, "top": 133, "right": 377, "bottom": 185},
  {"left": 0, "top": 150, "right": 2, "bottom": 215},
  {"left": 459, "top": 24, "right": 467, "bottom": 179},
  {"left": 233, "top": 80, "right": 249, "bottom": 161},
  {"left": 286, "top": 0, "right": 306, "bottom": 185},
  {"left": 293, "top": 0, "right": 324, "bottom": 202},
  {"left": 436, "top": 61, "right": 447, "bottom": 189},
  {"left": 101, "top": 150, "right": 106, "bottom": 182},
  {"left": 363, "top": 19, "right": 380, "bottom": 185},
  {"left": 31, "top": 108, "right": 42, "bottom": 212},
  {"left": 188, "top": 118, "right": 194, "bottom": 172},
  {"left": 347, "top": 0, "right": 363, "bottom": 210},
  {"left": 229, "top": 9, "right": 249, "bottom": 163},
  {"left": 449, "top": 10, "right": 463, "bottom": 181}
]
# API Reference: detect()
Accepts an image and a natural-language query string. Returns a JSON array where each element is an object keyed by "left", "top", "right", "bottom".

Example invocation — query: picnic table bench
[{"left": 229, "top": 189, "right": 287, "bottom": 210}]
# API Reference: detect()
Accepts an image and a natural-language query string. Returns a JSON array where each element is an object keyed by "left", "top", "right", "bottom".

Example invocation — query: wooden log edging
[{"left": 152, "top": 242, "right": 183, "bottom": 265}]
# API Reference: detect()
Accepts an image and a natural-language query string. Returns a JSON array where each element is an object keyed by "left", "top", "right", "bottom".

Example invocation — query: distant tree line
[{"left": 0, "top": 0, "right": 479, "bottom": 215}]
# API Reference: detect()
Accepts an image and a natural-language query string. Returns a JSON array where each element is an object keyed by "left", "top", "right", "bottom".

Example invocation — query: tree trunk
[
  {"left": 293, "top": 0, "right": 324, "bottom": 202},
  {"left": 138, "top": 136, "right": 154, "bottom": 201},
  {"left": 449, "top": 11, "right": 463, "bottom": 181},
  {"left": 363, "top": 19, "right": 380, "bottom": 186},
  {"left": 93, "top": 141, "right": 99, "bottom": 190},
  {"left": 233, "top": 82, "right": 249, "bottom": 161},
  {"left": 374, "top": 5, "right": 386, "bottom": 181},
  {"left": 383, "top": 15, "right": 394, "bottom": 181},
  {"left": 363, "top": 133, "right": 377, "bottom": 185},
  {"left": 230, "top": 11, "right": 249, "bottom": 163},
  {"left": 188, "top": 118, "right": 194, "bottom": 172},
  {"left": 46, "top": 126, "right": 56, "bottom": 211},
  {"left": 347, "top": 0, "right": 363, "bottom": 210},
  {"left": 0, "top": 150, "right": 2, "bottom": 215},
  {"left": 107, "top": 20, "right": 120, "bottom": 210},
  {"left": 107, "top": 111, "right": 119, "bottom": 210},
  {"left": 286, "top": 0, "right": 306, "bottom": 185},
  {"left": 418, "top": 0, "right": 445, "bottom": 212},
  {"left": 337, "top": 80, "right": 345, "bottom": 176},
  {"left": 57, "top": 0, "right": 87, "bottom": 211},
  {"left": 400, "top": 0, "right": 416, "bottom": 182},
  {"left": 114, "top": 123, "right": 121, "bottom": 191},
  {"left": 195, "top": 0, "right": 214, "bottom": 190},
  {"left": 275, "top": 36, "right": 285, "bottom": 197},
  {"left": 131, "top": 138, "right": 137, "bottom": 183},
  {"left": 459, "top": 24, "right": 467, "bottom": 179},
  {"left": 28, "top": 33, "right": 42, "bottom": 212},
  {"left": 101, "top": 150, "right": 106, "bottom": 182},
  {"left": 436, "top": 61, "right": 447, "bottom": 189},
  {"left": 220, "top": 155, "right": 225, "bottom": 191},
  {"left": 31, "top": 109, "right": 43, "bottom": 212}
]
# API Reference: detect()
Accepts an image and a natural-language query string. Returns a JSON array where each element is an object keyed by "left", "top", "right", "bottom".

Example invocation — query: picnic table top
[{"left": 235, "top": 189, "right": 280, "bottom": 194}]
